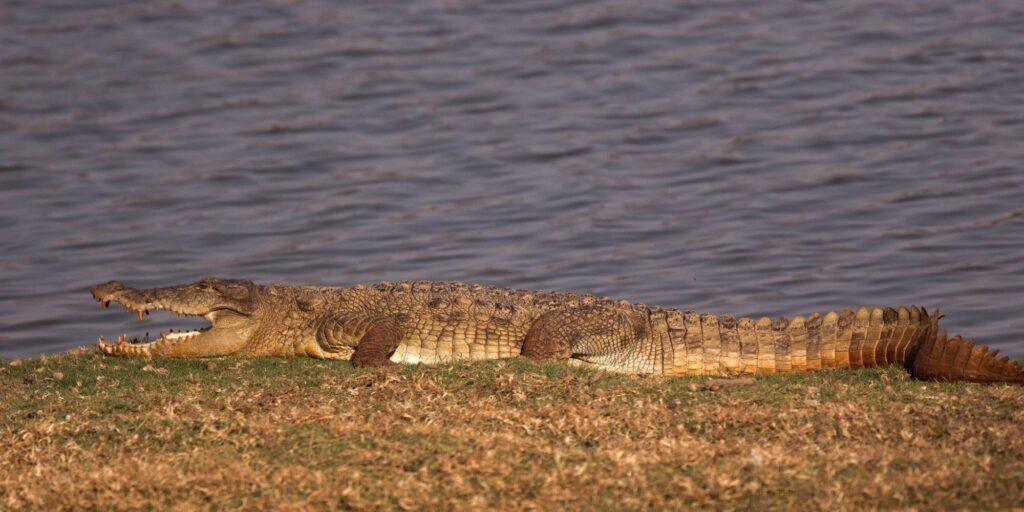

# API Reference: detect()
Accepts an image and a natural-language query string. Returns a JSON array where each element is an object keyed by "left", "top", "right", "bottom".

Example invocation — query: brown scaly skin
[{"left": 90, "top": 277, "right": 1024, "bottom": 383}]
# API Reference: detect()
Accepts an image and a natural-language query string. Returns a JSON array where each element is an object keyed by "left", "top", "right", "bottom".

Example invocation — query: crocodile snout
[{"left": 91, "top": 280, "right": 127, "bottom": 297}]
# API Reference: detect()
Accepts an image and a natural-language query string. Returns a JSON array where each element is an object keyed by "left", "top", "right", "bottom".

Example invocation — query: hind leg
[
  {"left": 520, "top": 307, "right": 658, "bottom": 373},
  {"left": 520, "top": 309, "right": 577, "bottom": 362}
]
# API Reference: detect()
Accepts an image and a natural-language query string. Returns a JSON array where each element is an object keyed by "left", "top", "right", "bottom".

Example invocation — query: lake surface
[{"left": 2, "top": 0, "right": 1023, "bottom": 359}]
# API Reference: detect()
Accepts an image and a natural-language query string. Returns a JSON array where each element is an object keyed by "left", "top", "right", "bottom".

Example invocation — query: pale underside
[
  {"left": 388, "top": 337, "right": 524, "bottom": 365},
  {"left": 388, "top": 339, "right": 599, "bottom": 369}
]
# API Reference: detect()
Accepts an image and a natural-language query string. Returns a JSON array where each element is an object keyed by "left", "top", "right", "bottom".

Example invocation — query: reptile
[{"left": 90, "top": 277, "right": 1024, "bottom": 383}]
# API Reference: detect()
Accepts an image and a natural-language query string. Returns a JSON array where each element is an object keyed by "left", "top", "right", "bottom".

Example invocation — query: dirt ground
[{"left": 2, "top": 349, "right": 1022, "bottom": 510}]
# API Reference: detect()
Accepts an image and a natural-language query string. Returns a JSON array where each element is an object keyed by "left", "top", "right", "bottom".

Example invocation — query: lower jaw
[{"left": 98, "top": 330, "right": 201, "bottom": 358}]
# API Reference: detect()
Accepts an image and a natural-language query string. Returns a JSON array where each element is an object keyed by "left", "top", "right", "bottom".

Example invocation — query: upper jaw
[{"left": 91, "top": 281, "right": 214, "bottom": 317}]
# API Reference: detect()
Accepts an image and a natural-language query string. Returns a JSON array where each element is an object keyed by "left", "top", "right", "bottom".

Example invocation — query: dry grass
[{"left": 2, "top": 349, "right": 1023, "bottom": 511}]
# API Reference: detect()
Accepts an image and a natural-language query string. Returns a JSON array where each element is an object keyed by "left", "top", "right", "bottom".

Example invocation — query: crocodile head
[{"left": 91, "top": 277, "right": 266, "bottom": 358}]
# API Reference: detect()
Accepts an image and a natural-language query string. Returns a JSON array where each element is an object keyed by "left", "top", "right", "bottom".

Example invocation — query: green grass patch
[{"left": 1, "top": 348, "right": 1022, "bottom": 510}]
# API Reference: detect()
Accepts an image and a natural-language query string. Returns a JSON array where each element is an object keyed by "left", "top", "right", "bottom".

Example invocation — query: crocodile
[{"left": 90, "top": 277, "right": 1024, "bottom": 383}]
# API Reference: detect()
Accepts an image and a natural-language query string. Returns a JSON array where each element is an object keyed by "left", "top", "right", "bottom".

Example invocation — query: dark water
[{"left": 2, "top": 0, "right": 1023, "bottom": 359}]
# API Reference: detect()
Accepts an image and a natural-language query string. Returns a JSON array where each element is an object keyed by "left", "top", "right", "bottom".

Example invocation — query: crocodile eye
[{"left": 197, "top": 277, "right": 219, "bottom": 290}]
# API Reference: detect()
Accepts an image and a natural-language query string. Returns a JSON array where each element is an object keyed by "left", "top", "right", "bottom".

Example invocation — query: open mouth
[
  {"left": 93, "top": 298, "right": 217, "bottom": 358},
  {"left": 90, "top": 281, "right": 235, "bottom": 358}
]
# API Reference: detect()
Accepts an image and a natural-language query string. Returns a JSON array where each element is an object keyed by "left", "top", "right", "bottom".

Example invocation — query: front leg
[
  {"left": 351, "top": 316, "right": 402, "bottom": 367},
  {"left": 315, "top": 314, "right": 402, "bottom": 367}
]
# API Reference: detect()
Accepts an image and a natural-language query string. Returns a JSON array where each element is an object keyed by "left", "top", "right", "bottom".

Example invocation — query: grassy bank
[{"left": 2, "top": 349, "right": 1022, "bottom": 510}]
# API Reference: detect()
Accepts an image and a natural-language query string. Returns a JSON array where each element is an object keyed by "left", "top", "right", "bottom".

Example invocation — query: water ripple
[{"left": 1, "top": 0, "right": 1022, "bottom": 359}]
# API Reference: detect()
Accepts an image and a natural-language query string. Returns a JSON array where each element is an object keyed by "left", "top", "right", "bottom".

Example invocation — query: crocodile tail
[
  {"left": 736, "top": 305, "right": 938, "bottom": 375},
  {"left": 667, "top": 305, "right": 931, "bottom": 376},
  {"left": 907, "top": 330, "right": 1024, "bottom": 383},
  {"left": 665, "top": 305, "right": 1024, "bottom": 382}
]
